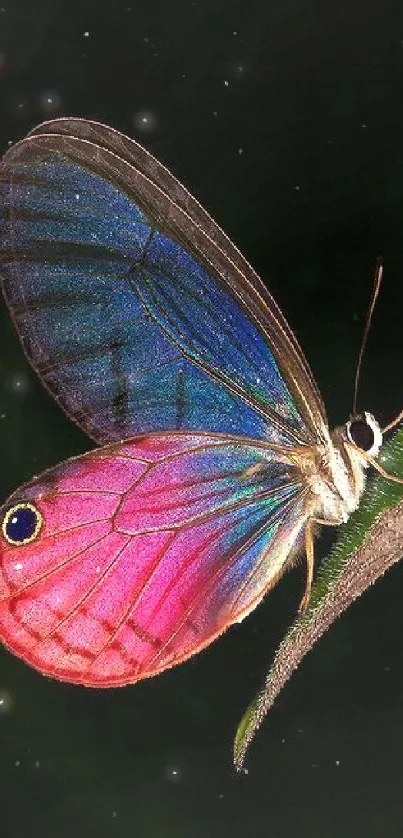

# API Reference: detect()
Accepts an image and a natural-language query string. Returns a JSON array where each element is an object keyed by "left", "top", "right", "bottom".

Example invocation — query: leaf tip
[{"left": 233, "top": 692, "right": 261, "bottom": 770}]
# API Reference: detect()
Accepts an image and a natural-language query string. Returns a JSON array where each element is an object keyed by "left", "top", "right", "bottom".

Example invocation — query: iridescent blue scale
[{"left": 0, "top": 123, "right": 311, "bottom": 445}]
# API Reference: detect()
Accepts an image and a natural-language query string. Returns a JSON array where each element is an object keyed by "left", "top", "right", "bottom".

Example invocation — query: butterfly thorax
[{"left": 298, "top": 412, "right": 382, "bottom": 525}]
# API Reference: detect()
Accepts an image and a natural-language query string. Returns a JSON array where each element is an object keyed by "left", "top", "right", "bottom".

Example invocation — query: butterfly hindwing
[{"left": 0, "top": 433, "right": 309, "bottom": 686}]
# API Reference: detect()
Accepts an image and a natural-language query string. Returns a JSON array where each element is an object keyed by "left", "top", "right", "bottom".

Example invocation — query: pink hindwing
[{"left": 0, "top": 433, "right": 309, "bottom": 685}]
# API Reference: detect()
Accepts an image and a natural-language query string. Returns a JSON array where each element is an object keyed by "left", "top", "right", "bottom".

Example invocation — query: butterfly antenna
[
  {"left": 382, "top": 405, "right": 403, "bottom": 434},
  {"left": 352, "top": 257, "right": 383, "bottom": 415}
]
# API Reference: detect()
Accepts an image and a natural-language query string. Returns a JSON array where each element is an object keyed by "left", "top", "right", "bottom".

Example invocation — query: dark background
[{"left": 1, "top": 1, "right": 403, "bottom": 835}]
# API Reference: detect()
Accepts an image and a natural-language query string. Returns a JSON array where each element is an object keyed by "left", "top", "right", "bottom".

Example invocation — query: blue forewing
[{"left": 0, "top": 118, "right": 327, "bottom": 447}]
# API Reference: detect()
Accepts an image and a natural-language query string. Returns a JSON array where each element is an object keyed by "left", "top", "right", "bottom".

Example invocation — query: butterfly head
[{"left": 345, "top": 412, "right": 383, "bottom": 460}]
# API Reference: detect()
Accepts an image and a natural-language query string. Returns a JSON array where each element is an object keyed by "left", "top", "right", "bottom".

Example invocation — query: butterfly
[{"left": 0, "top": 118, "right": 400, "bottom": 689}]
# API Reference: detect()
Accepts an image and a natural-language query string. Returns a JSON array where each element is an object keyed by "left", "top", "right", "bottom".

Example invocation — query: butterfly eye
[
  {"left": 346, "top": 412, "right": 382, "bottom": 455},
  {"left": 1, "top": 502, "right": 43, "bottom": 546}
]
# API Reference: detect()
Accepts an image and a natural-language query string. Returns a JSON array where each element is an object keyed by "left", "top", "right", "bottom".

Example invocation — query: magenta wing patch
[{"left": 0, "top": 433, "right": 308, "bottom": 686}]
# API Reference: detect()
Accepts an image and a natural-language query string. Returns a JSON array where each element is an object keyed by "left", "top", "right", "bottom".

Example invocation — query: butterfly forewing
[
  {"left": 0, "top": 118, "right": 327, "bottom": 446},
  {"left": 0, "top": 433, "right": 309, "bottom": 686}
]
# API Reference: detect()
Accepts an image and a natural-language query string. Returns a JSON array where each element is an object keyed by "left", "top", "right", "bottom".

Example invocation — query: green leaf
[{"left": 234, "top": 427, "right": 403, "bottom": 770}]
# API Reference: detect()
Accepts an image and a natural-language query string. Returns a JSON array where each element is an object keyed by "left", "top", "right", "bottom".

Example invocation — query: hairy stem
[{"left": 234, "top": 426, "right": 403, "bottom": 769}]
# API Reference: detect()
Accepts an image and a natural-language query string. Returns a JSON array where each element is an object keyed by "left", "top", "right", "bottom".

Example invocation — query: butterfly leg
[
  {"left": 298, "top": 519, "right": 315, "bottom": 614},
  {"left": 349, "top": 446, "right": 403, "bottom": 485},
  {"left": 299, "top": 513, "right": 346, "bottom": 613}
]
